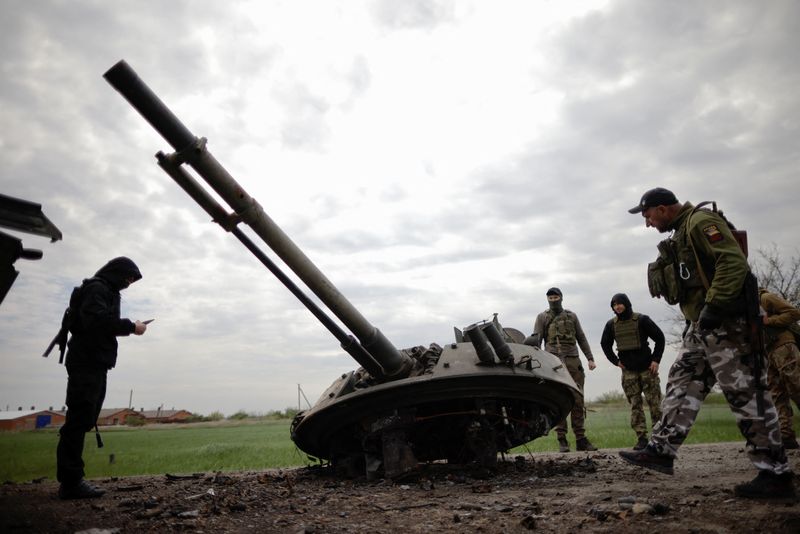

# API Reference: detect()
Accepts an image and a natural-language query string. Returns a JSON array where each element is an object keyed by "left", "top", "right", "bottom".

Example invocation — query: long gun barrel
[{"left": 103, "top": 59, "right": 412, "bottom": 381}]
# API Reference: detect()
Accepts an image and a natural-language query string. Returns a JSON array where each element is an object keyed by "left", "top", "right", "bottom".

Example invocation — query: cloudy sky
[{"left": 2, "top": 0, "right": 798, "bottom": 417}]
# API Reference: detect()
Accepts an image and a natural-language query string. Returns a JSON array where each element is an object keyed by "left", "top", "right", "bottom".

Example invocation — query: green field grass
[
  {"left": 0, "top": 420, "right": 306, "bottom": 483},
  {"left": 2, "top": 398, "right": 794, "bottom": 483},
  {"left": 515, "top": 399, "right": 758, "bottom": 454}
]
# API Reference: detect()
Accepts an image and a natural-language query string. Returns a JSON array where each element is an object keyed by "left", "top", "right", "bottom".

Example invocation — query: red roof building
[
  {"left": 139, "top": 409, "right": 193, "bottom": 424},
  {"left": 0, "top": 409, "right": 65, "bottom": 431},
  {"left": 96, "top": 408, "right": 141, "bottom": 426}
]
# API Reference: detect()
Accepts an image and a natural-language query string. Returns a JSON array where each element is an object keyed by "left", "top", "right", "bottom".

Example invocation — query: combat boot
[
  {"left": 782, "top": 436, "right": 800, "bottom": 450},
  {"left": 58, "top": 479, "right": 105, "bottom": 500},
  {"left": 619, "top": 445, "right": 674, "bottom": 475},
  {"left": 634, "top": 436, "right": 649, "bottom": 450},
  {"left": 557, "top": 437, "right": 570, "bottom": 453},
  {"left": 734, "top": 470, "right": 796, "bottom": 499},
  {"left": 576, "top": 437, "right": 597, "bottom": 451}
]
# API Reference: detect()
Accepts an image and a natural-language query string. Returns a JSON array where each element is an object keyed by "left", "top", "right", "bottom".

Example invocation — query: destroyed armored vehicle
[
  {"left": 291, "top": 314, "right": 578, "bottom": 478},
  {"left": 105, "top": 60, "right": 579, "bottom": 478}
]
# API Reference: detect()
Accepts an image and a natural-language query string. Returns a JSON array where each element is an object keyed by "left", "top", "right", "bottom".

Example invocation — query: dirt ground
[{"left": 2, "top": 442, "right": 799, "bottom": 533}]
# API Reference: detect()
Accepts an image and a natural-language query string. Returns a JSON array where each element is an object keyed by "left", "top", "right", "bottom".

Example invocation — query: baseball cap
[
  {"left": 628, "top": 187, "right": 679, "bottom": 214},
  {"left": 546, "top": 287, "right": 562, "bottom": 297}
]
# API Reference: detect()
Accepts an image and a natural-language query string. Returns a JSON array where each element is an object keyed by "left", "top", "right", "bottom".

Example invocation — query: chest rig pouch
[
  {"left": 647, "top": 238, "right": 682, "bottom": 304},
  {"left": 647, "top": 211, "right": 710, "bottom": 304},
  {"left": 547, "top": 311, "right": 577, "bottom": 345}
]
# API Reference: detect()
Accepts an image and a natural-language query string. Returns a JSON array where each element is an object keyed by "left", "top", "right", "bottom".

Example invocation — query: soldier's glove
[{"left": 698, "top": 304, "right": 723, "bottom": 331}]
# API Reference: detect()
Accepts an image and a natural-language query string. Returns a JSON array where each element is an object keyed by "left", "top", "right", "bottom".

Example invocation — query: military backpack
[{"left": 42, "top": 279, "right": 95, "bottom": 363}]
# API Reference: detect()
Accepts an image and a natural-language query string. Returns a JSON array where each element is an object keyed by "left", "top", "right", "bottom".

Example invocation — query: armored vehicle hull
[{"left": 292, "top": 341, "right": 577, "bottom": 476}]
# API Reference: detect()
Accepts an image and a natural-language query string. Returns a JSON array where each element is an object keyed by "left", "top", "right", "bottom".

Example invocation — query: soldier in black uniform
[
  {"left": 56, "top": 257, "right": 147, "bottom": 499},
  {"left": 601, "top": 293, "right": 664, "bottom": 450}
]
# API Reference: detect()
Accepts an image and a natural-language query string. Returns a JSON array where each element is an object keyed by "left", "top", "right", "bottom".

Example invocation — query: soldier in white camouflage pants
[
  {"left": 622, "top": 188, "right": 793, "bottom": 498},
  {"left": 650, "top": 320, "right": 788, "bottom": 474}
]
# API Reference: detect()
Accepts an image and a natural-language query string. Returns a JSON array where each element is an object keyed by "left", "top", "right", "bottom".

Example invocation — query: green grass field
[
  {"left": 514, "top": 396, "right": 755, "bottom": 454},
  {"left": 0, "top": 420, "right": 306, "bottom": 483},
  {"left": 2, "top": 397, "right": 793, "bottom": 483}
]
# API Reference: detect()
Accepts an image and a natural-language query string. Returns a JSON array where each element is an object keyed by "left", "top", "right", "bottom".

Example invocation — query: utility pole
[{"left": 297, "top": 384, "right": 311, "bottom": 410}]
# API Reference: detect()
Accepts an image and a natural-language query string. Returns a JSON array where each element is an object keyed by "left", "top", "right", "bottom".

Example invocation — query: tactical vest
[
  {"left": 546, "top": 311, "right": 577, "bottom": 346},
  {"left": 612, "top": 313, "right": 641, "bottom": 351}
]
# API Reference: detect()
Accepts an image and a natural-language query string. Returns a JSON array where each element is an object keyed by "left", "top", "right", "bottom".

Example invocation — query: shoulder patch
[{"left": 702, "top": 224, "right": 724, "bottom": 243}]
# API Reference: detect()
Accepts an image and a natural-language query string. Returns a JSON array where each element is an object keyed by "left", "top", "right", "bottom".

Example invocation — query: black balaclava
[
  {"left": 94, "top": 257, "right": 142, "bottom": 291},
  {"left": 546, "top": 287, "right": 563, "bottom": 314},
  {"left": 610, "top": 293, "right": 633, "bottom": 320}
]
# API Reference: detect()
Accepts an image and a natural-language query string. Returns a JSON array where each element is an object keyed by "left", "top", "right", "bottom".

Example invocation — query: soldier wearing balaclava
[{"left": 531, "top": 287, "right": 597, "bottom": 452}]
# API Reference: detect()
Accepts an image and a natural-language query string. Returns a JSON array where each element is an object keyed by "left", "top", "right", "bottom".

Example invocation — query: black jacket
[
  {"left": 600, "top": 293, "right": 665, "bottom": 372},
  {"left": 66, "top": 257, "right": 141, "bottom": 370}
]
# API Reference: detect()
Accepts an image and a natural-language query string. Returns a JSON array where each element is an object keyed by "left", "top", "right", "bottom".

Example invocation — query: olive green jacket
[
  {"left": 668, "top": 202, "right": 749, "bottom": 321},
  {"left": 759, "top": 289, "right": 800, "bottom": 351}
]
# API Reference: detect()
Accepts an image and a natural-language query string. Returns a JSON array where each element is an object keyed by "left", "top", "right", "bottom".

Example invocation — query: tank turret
[{"left": 104, "top": 60, "right": 578, "bottom": 478}]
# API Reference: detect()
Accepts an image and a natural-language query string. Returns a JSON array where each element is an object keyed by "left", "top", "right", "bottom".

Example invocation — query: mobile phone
[{"left": 142, "top": 319, "right": 155, "bottom": 324}]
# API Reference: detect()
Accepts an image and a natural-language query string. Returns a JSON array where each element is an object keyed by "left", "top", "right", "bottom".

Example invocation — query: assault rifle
[
  {"left": 42, "top": 303, "right": 72, "bottom": 363},
  {"left": 743, "top": 271, "right": 766, "bottom": 416},
  {"left": 42, "top": 285, "right": 83, "bottom": 364}
]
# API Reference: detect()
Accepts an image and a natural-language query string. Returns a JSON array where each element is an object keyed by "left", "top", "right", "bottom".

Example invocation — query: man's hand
[
  {"left": 649, "top": 361, "right": 659, "bottom": 376},
  {"left": 587, "top": 360, "right": 597, "bottom": 371},
  {"left": 133, "top": 321, "right": 147, "bottom": 335},
  {"left": 698, "top": 305, "right": 723, "bottom": 331}
]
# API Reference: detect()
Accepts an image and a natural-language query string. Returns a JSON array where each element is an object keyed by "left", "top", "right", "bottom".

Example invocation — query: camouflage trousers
[
  {"left": 621, "top": 368, "right": 662, "bottom": 439},
  {"left": 766, "top": 342, "right": 800, "bottom": 440},
  {"left": 650, "top": 319, "right": 788, "bottom": 474},
  {"left": 556, "top": 355, "right": 586, "bottom": 440}
]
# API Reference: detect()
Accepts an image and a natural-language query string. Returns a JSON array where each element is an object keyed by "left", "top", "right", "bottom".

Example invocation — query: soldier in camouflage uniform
[
  {"left": 619, "top": 188, "right": 793, "bottom": 499},
  {"left": 600, "top": 293, "right": 665, "bottom": 450},
  {"left": 759, "top": 288, "right": 800, "bottom": 449},
  {"left": 532, "top": 287, "right": 598, "bottom": 453}
]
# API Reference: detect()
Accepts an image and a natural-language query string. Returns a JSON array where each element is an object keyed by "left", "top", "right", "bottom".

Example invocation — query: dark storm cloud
[
  {"left": 462, "top": 0, "right": 800, "bottom": 257},
  {"left": 546, "top": 0, "right": 800, "bottom": 181}
]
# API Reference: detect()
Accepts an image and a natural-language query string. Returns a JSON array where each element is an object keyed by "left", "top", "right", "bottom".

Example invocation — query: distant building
[
  {"left": 0, "top": 407, "right": 194, "bottom": 430},
  {"left": 96, "top": 408, "right": 141, "bottom": 426},
  {"left": 139, "top": 409, "right": 193, "bottom": 424},
  {"left": 0, "top": 409, "right": 65, "bottom": 431}
]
